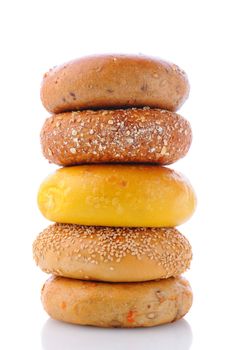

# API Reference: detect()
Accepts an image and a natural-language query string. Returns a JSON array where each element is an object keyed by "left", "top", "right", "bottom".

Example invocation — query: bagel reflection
[{"left": 41, "top": 318, "right": 192, "bottom": 350}]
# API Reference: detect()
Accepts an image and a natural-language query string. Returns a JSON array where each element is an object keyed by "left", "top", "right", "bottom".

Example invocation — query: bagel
[
  {"left": 41, "top": 54, "right": 189, "bottom": 113},
  {"left": 41, "top": 108, "right": 192, "bottom": 166},
  {"left": 41, "top": 275, "right": 193, "bottom": 327},
  {"left": 37, "top": 165, "right": 197, "bottom": 227},
  {"left": 33, "top": 224, "right": 192, "bottom": 282}
]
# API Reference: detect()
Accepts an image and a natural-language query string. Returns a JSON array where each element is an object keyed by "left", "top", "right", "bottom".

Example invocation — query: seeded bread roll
[
  {"left": 37, "top": 165, "right": 197, "bottom": 227},
  {"left": 41, "top": 108, "right": 192, "bottom": 166},
  {"left": 41, "top": 276, "right": 193, "bottom": 327},
  {"left": 41, "top": 55, "right": 189, "bottom": 113},
  {"left": 33, "top": 224, "right": 192, "bottom": 282}
]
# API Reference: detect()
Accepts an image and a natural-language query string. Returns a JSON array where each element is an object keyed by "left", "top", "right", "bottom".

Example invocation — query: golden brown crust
[
  {"left": 33, "top": 224, "right": 192, "bottom": 282},
  {"left": 37, "top": 165, "right": 197, "bottom": 227},
  {"left": 41, "top": 108, "right": 192, "bottom": 166},
  {"left": 41, "top": 54, "right": 190, "bottom": 113},
  {"left": 41, "top": 276, "right": 193, "bottom": 327}
]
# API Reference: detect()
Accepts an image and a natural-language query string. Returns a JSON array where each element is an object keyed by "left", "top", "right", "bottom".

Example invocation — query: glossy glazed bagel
[
  {"left": 41, "top": 108, "right": 192, "bottom": 166},
  {"left": 41, "top": 54, "right": 190, "bottom": 113},
  {"left": 41, "top": 276, "right": 193, "bottom": 328},
  {"left": 33, "top": 224, "right": 192, "bottom": 282},
  {"left": 37, "top": 165, "right": 197, "bottom": 227}
]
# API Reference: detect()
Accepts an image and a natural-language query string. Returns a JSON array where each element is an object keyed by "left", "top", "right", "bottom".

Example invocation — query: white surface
[{"left": 1, "top": 0, "right": 232, "bottom": 349}]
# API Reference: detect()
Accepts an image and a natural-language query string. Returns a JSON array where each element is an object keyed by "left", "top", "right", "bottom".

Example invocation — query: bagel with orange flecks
[{"left": 41, "top": 275, "right": 193, "bottom": 328}]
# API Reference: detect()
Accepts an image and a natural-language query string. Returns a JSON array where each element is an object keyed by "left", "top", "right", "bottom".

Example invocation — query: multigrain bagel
[
  {"left": 41, "top": 276, "right": 193, "bottom": 327},
  {"left": 41, "top": 55, "right": 189, "bottom": 113},
  {"left": 33, "top": 224, "right": 192, "bottom": 282},
  {"left": 41, "top": 108, "right": 192, "bottom": 166},
  {"left": 37, "top": 165, "right": 197, "bottom": 227}
]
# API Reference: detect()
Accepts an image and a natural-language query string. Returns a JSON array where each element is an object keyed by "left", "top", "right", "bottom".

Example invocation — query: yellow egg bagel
[{"left": 37, "top": 165, "right": 196, "bottom": 227}]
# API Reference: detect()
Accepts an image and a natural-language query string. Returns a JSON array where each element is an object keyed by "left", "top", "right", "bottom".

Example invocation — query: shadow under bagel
[{"left": 41, "top": 318, "right": 193, "bottom": 350}]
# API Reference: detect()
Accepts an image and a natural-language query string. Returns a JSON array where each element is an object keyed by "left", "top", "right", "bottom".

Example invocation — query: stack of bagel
[{"left": 33, "top": 54, "right": 196, "bottom": 328}]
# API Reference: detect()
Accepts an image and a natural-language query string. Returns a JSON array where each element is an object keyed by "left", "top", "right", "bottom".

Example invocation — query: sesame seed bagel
[
  {"left": 33, "top": 224, "right": 192, "bottom": 282},
  {"left": 41, "top": 108, "right": 192, "bottom": 166},
  {"left": 37, "top": 165, "right": 197, "bottom": 227},
  {"left": 41, "top": 54, "right": 189, "bottom": 113},
  {"left": 41, "top": 275, "right": 193, "bottom": 327}
]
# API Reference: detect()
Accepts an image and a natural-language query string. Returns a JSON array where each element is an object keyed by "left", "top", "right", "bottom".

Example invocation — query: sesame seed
[
  {"left": 70, "top": 147, "right": 76, "bottom": 154},
  {"left": 156, "top": 126, "right": 163, "bottom": 134},
  {"left": 33, "top": 224, "right": 192, "bottom": 278},
  {"left": 160, "top": 79, "right": 167, "bottom": 87},
  {"left": 161, "top": 146, "right": 167, "bottom": 155},
  {"left": 126, "top": 137, "right": 134, "bottom": 144},
  {"left": 42, "top": 108, "right": 192, "bottom": 165},
  {"left": 163, "top": 139, "right": 168, "bottom": 146}
]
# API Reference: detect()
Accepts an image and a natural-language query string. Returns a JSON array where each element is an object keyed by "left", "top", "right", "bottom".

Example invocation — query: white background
[{"left": 0, "top": 0, "right": 231, "bottom": 349}]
